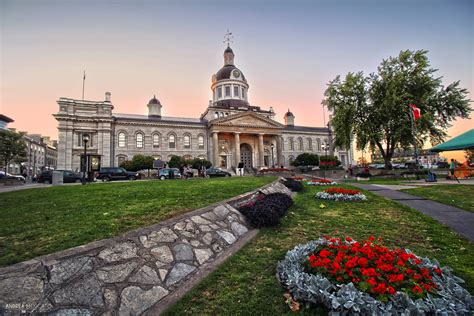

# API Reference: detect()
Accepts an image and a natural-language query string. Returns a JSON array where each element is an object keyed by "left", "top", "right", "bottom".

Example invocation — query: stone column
[
  {"left": 234, "top": 132, "right": 240, "bottom": 167},
  {"left": 276, "top": 135, "right": 283, "bottom": 167},
  {"left": 212, "top": 132, "right": 219, "bottom": 167},
  {"left": 258, "top": 133, "right": 264, "bottom": 168}
]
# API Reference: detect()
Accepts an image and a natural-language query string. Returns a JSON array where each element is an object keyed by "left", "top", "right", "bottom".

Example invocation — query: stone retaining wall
[{"left": 0, "top": 180, "right": 291, "bottom": 315}]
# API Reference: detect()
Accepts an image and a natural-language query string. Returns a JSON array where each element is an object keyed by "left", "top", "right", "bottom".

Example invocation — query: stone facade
[
  {"left": 0, "top": 180, "right": 291, "bottom": 315},
  {"left": 54, "top": 46, "right": 353, "bottom": 172}
]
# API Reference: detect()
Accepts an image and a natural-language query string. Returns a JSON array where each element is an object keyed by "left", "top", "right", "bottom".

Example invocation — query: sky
[{"left": 1, "top": 0, "right": 473, "bottom": 161}]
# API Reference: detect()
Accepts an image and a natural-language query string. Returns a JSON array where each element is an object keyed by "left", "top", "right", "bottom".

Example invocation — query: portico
[{"left": 209, "top": 112, "right": 284, "bottom": 169}]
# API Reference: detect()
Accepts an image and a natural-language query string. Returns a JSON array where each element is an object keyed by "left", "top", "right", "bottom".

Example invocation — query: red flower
[
  {"left": 412, "top": 285, "right": 423, "bottom": 294},
  {"left": 434, "top": 267, "right": 442, "bottom": 275}
]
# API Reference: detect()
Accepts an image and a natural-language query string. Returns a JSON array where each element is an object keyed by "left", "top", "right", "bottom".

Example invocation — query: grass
[
  {"left": 165, "top": 184, "right": 474, "bottom": 315},
  {"left": 0, "top": 176, "right": 276, "bottom": 267},
  {"left": 402, "top": 184, "right": 474, "bottom": 212}
]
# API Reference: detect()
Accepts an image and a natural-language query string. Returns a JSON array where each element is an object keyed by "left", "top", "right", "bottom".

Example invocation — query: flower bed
[
  {"left": 316, "top": 187, "right": 367, "bottom": 201},
  {"left": 291, "top": 176, "right": 305, "bottom": 181},
  {"left": 307, "top": 179, "right": 338, "bottom": 186},
  {"left": 277, "top": 237, "right": 472, "bottom": 314},
  {"left": 238, "top": 193, "right": 293, "bottom": 228}
]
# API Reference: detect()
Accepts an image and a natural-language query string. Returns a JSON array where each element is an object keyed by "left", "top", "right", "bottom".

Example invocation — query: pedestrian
[
  {"left": 179, "top": 164, "right": 184, "bottom": 179},
  {"left": 449, "top": 159, "right": 456, "bottom": 179}
]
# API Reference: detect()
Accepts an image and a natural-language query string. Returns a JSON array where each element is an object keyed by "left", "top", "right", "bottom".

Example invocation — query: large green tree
[
  {"left": 324, "top": 50, "right": 471, "bottom": 169},
  {"left": 0, "top": 129, "right": 27, "bottom": 171}
]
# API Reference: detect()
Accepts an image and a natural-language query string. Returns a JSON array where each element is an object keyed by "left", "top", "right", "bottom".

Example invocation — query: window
[
  {"left": 169, "top": 134, "right": 176, "bottom": 149},
  {"left": 316, "top": 138, "right": 321, "bottom": 151},
  {"left": 234, "top": 85, "right": 239, "bottom": 97},
  {"left": 136, "top": 133, "right": 144, "bottom": 148},
  {"left": 214, "top": 112, "right": 219, "bottom": 118},
  {"left": 242, "top": 87, "right": 245, "bottom": 99},
  {"left": 225, "top": 85, "right": 231, "bottom": 97},
  {"left": 298, "top": 137, "right": 303, "bottom": 150},
  {"left": 289, "top": 137, "right": 294, "bottom": 150},
  {"left": 118, "top": 156, "right": 127, "bottom": 166},
  {"left": 198, "top": 135, "right": 204, "bottom": 149},
  {"left": 118, "top": 132, "right": 126, "bottom": 148},
  {"left": 308, "top": 138, "right": 312, "bottom": 151},
  {"left": 153, "top": 133, "right": 160, "bottom": 148},
  {"left": 184, "top": 135, "right": 191, "bottom": 149},
  {"left": 218, "top": 87, "right": 222, "bottom": 98}
]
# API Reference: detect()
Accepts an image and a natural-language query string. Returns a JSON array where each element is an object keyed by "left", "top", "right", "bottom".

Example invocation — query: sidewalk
[{"left": 351, "top": 183, "right": 474, "bottom": 243}]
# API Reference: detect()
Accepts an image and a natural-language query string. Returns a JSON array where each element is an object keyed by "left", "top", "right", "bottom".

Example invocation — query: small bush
[
  {"left": 239, "top": 193, "right": 293, "bottom": 228},
  {"left": 355, "top": 172, "right": 371, "bottom": 178},
  {"left": 283, "top": 178, "right": 304, "bottom": 192}
]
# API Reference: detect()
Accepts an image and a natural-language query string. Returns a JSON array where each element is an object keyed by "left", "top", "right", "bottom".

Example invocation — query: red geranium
[
  {"left": 324, "top": 188, "right": 361, "bottom": 195},
  {"left": 306, "top": 236, "right": 440, "bottom": 301},
  {"left": 311, "top": 179, "right": 333, "bottom": 183}
]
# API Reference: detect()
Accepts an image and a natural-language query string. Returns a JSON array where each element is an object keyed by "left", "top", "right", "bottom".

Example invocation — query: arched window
[
  {"left": 307, "top": 138, "right": 313, "bottom": 151},
  {"left": 169, "top": 134, "right": 176, "bottom": 149},
  {"left": 288, "top": 137, "right": 294, "bottom": 150},
  {"left": 316, "top": 138, "right": 321, "bottom": 151},
  {"left": 214, "top": 112, "right": 219, "bottom": 118},
  {"left": 184, "top": 134, "right": 191, "bottom": 149},
  {"left": 136, "top": 133, "right": 144, "bottom": 148},
  {"left": 198, "top": 135, "right": 205, "bottom": 149},
  {"left": 183, "top": 154, "right": 192, "bottom": 161},
  {"left": 118, "top": 132, "right": 126, "bottom": 148},
  {"left": 152, "top": 133, "right": 160, "bottom": 148},
  {"left": 289, "top": 155, "right": 295, "bottom": 165},
  {"left": 298, "top": 137, "right": 303, "bottom": 150}
]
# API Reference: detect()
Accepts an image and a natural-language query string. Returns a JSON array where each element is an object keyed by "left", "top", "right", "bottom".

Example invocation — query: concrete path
[{"left": 351, "top": 183, "right": 474, "bottom": 242}]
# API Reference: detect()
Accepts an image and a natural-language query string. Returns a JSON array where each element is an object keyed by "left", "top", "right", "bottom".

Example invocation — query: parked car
[
  {"left": 96, "top": 167, "right": 139, "bottom": 181},
  {"left": 206, "top": 167, "right": 232, "bottom": 178},
  {"left": 368, "top": 163, "right": 385, "bottom": 169},
  {"left": 38, "top": 170, "right": 83, "bottom": 184},
  {"left": 0, "top": 171, "right": 26, "bottom": 182},
  {"left": 436, "top": 161, "right": 449, "bottom": 169},
  {"left": 156, "top": 168, "right": 181, "bottom": 180}
]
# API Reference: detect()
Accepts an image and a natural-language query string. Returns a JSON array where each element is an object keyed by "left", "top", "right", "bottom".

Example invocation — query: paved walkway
[{"left": 351, "top": 183, "right": 474, "bottom": 242}]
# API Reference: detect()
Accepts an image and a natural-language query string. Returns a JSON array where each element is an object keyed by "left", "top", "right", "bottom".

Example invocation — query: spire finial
[{"left": 223, "top": 29, "right": 233, "bottom": 47}]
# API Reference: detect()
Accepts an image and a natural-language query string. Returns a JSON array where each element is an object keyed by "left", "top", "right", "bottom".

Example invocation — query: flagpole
[{"left": 82, "top": 71, "right": 86, "bottom": 100}]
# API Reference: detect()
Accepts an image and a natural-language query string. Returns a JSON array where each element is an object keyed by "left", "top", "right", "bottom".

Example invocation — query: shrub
[
  {"left": 283, "top": 178, "right": 304, "bottom": 192},
  {"left": 239, "top": 193, "right": 293, "bottom": 228},
  {"left": 355, "top": 172, "right": 371, "bottom": 178},
  {"left": 291, "top": 153, "right": 320, "bottom": 167}
]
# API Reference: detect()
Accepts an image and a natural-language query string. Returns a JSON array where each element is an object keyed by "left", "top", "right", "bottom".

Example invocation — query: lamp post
[
  {"left": 322, "top": 142, "right": 329, "bottom": 157},
  {"left": 82, "top": 133, "right": 90, "bottom": 184},
  {"left": 270, "top": 144, "right": 275, "bottom": 168}
]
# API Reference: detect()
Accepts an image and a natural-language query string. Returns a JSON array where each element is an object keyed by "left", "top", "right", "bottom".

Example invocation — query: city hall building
[{"left": 55, "top": 46, "right": 353, "bottom": 172}]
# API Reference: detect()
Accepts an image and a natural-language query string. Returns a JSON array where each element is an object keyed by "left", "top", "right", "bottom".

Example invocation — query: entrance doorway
[{"left": 240, "top": 143, "right": 252, "bottom": 168}]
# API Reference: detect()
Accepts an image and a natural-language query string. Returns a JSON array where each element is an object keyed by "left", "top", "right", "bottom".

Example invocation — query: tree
[
  {"left": 190, "top": 158, "right": 212, "bottom": 170},
  {"left": 465, "top": 149, "right": 474, "bottom": 162},
  {"left": 324, "top": 50, "right": 471, "bottom": 169},
  {"left": 357, "top": 156, "right": 368, "bottom": 166},
  {"left": 119, "top": 155, "right": 154, "bottom": 175},
  {"left": 168, "top": 155, "right": 183, "bottom": 168},
  {"left": 0, "top": 129, "right": 27, "bottom": 172},
  {"left": 291, "top": 153, "right": 319, "bottom": 167}
]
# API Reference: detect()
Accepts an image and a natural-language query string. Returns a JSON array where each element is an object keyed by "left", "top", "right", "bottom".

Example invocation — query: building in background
[
  {"left": 55, "top": 45, "right": 354, "bottom": 172},
  {"left": 0, "top": 114, "right": 14, "bottom": 130},
  {"left": 371, "top": 147, "right": 441, "bottom": 165}
]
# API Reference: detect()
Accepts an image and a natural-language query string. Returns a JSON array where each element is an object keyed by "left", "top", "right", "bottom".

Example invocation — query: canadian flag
[{"left": 409, "top": 104, "right": 421, "bottom": 120}]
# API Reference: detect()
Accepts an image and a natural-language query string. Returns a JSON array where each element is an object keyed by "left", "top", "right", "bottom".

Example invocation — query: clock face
[{"left": 232, "top": 70, "right": 241, "bottom": 78}]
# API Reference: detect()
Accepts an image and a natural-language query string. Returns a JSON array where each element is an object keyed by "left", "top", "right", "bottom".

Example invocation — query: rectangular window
[
  {"left": 184, "top": 135, "right": 190, "bottom": 149},
  {"left": 234, "top": 86, "right": 239, "bottom": 97},
  {"left": 241, "top": 87, "right": 245, "bottom": 99},
  {"left": 198, "top": 136, "right": 204, "bottom": 149},
  {"left": 225, "top": 85, "right": 231, "bottom": 97},
  {"left": 218, "top": 87, "right": 222, "bottom": 98}
]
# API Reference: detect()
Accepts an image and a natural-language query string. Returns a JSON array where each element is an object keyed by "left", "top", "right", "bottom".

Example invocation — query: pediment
[{"left": 210, "top": 112, "right": 284, "bottom": 129}]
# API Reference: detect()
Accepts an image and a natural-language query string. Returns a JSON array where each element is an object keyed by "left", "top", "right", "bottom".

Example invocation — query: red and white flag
[{"left": 409, "top": 104, "right": 421, "bottom": 120}]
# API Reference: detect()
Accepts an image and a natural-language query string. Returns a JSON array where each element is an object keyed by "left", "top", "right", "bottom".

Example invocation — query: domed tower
[
  {"left": 147, "top": 95, "right": 162, "bottom": 117},
  {"left": 284, "top": 109, "right": 295, "bottom": 126},
  {"left": 211, "top": 46, "right": 250, "bottom": 108}
]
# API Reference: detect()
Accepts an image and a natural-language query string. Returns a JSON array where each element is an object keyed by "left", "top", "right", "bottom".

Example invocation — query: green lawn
[
  {"left": 0, "top": 176, "right": 275, "bottom": 267},
  {"left": 402, "top": 184, "right": 474, "bottom": 212},
  {"left": 165, "top": 184, "right": 474, "bottom": 315}
]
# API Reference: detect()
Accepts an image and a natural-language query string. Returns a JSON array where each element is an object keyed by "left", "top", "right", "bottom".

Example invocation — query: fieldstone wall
[{"left": 0, "top": 180, "right": 291, "bottom": 315}]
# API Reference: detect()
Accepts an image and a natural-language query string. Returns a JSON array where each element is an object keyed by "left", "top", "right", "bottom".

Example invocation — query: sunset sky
[{"left": 1, "top": 0, "right": 472, "bottom": 161}]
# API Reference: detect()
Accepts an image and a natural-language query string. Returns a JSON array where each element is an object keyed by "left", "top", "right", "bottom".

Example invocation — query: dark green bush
[
  {"left": 355, "top": 172, "right": 371, "bottom": 178},
  {"left": 283, "top": 178, "right": 304, "bottom": 192}
]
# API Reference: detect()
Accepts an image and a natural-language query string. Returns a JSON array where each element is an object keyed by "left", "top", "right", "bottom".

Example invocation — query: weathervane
[{"left": 223, "top": 30, "right": 234, "bottom": 47}]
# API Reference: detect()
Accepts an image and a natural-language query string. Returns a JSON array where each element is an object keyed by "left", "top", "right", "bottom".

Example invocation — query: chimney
[{"left": 105, "top": 92, "right": 111, "bottom": 102}]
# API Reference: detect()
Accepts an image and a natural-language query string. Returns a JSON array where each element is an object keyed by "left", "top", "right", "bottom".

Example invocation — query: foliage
[
  {"left": 0, "top": 176, "right": 276, "bottom": 266},
  {"left": 166, "top": 155, "right": 212, "bottom": 170},
  {"left": 316, "top": 188, "right": 367, "bottom": 201},
  {"left": 259, "top": 168, "right": 290, "bottom": 173},
  {"left": 0, "top": 129, "right": 27, "bottom": 171},
  {"left": 163, "top": 184, "right": 474, "bottom": 315},
  {"left": 465, "top": 149, "right": 474, "bottom": 162},
  {"left": 119, "top": 154, "right": 155, "bottom": 172},
  {"left": 277, "top": 238, "right": 472, "bottom": 314},
  {"left": 319, "top": 155, "right": 342, "bottom": 169},
  {"left": 324, "top": 50, "right": 471, "bottom": 169},
  {"left": 283, "top": 178, "right": 304, "bottom": 192},
  {"left": 291, "top": 153, "right": 319, "bottom": 167},
  {"left": 356, "top": 172, "right": 371, "bottom": 178},
  {"left": 239, "top": 192, "right": 293, "bottom": 228},
  {"left": 357, "top": 156, "right": 369, "bottom": 166}
]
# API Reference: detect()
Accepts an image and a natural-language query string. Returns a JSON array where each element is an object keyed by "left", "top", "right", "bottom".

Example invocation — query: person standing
[{"left": 449, "top": 159, "right": 456, "bottom": 179}]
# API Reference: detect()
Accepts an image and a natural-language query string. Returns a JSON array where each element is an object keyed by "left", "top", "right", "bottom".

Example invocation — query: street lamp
[
  {"left": 322, "top": 142, "right": 330, "bottom": 157},
  {"left": 82, "top": 133, "right": 90, "bottom": 184},
  {"left": 270, "top": 144, "right": 275, "bottom": 168}
]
